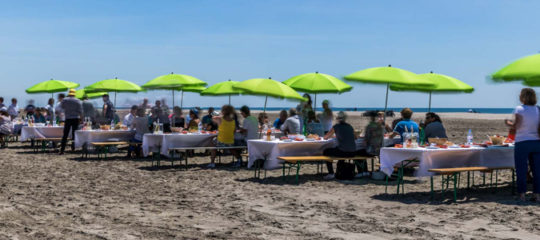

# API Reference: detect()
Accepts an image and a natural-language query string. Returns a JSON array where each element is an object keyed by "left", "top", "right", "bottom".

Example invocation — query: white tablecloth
[
  {"left": 142, "top": 133, "right": 217, "bottom": 156},
  {"left": 74, "top": 130, "right": 135, "bottom": 148},
  {"left": 20, "top": 126, "right": 64, "bottom": 141},
  {"left": 247, "top": 139, "right": 336, "bottom": 169},
  {"left": 379, "top": 146, "right": 514, "bottom": 177},
  {"left": 355, "top": 137, "right": 401, "bottom": 150}
]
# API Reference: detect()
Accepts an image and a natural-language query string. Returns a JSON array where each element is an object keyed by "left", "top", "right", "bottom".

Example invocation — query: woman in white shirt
[{"left": 506, "top": 88, "right": 540, "bottom": 201}]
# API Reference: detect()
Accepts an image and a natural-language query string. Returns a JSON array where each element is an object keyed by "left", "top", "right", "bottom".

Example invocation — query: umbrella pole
[
  {"left": 384, "top": 83, "right": 389, "bottom": 121},
  {"left": 228, "top": 94, "right": 231, "bottom": 105},
  {"left": 428, "top": 91, "right": 432, "bottom": 112},
  {"left": 114, "top": 91, "right": 117, "bottom": 107},
  {"left": 172, "top": 90, "right": 175, "bottom": 127},
  {"left": 263, "top": 96, "right": 268, "bottom": 113},
  {"left": 314, "top": 93, "right": 317, "bottom": 114},
  {"left": 180, "top": 90, "right": 184, "bottom": 109}
]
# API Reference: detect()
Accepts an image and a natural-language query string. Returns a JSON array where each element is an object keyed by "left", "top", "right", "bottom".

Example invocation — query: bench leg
[
  {"left": 495, "top": 170, "right": 499, "bottom": 192},
  {"left": 453, "top": 173, "right": 458, "bottom": 203},
  {"left": 512, "top": 169, "right": 515, "bottom": 195},
  {"left": 467, "top": 171, "right": 470, "bottom": 189},
  {"left": 296, "top": 162, "right": 300, "bottom": 184},
  {"left": 430, "top": 176, "right": 434, "bottom": 200}
]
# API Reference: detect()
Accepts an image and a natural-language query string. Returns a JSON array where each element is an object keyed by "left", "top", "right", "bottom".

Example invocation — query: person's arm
[
  {"left": 388, "top": 124, "right": 400, "bottom": 138},
  {"left": 324, "top": 128, "right": 335, "bottom": 140}
]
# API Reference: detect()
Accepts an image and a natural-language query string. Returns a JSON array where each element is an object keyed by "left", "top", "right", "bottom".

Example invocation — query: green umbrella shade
[
  {"left": 390, "top": 72, "right": 474, "bottom": 93},
  {"left": 142, "top": 73, "right": 207, "bottom": 89},
  {"left": 344, "top": 65, "right": 434, "bottom": 86},
  {"left": 492, "top": 54, "right": 540, "bottom": 81},
  {"left": 26, "top": 79, "right": 80, "bottom": 94},
  {"left": 283, "top": 72, "right": 352, "bottom": 93},
  {"left": 200, "top": 80, "right": 245, "bottom": 96},
  {"left": 177, "top": 85, "right": 206, "bottom": 93},
  {"left": 85, "top": 78, "right": 142, "bottom": 92},
  {"left": 75, "top": 89, "right": 108, "bottom": 100},
  {"left": 233, "top": 78, "right": 305, "bottom": 101}
]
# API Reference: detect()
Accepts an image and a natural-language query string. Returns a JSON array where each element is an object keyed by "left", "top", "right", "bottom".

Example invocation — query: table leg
[{"left": 430, "top": 176, "right": 434, "bottom": 200}]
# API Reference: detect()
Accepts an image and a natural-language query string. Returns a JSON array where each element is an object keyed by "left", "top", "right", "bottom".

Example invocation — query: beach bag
[{"left": 335, "top": 161, "right": 355, "bottom": 180}]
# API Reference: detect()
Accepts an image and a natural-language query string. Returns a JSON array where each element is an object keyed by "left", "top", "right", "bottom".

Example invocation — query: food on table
[
  {"left": 171, "top": 127, "right": 182, "bottom": 133},
  {"left": 189, "top": 129, "right": 198, "bottom": 133},
  {"left": 489, "top": 135, "right": 506, "bottom": 145},
  {"left": 182, "top": 130, "right": 188, "bottom": 134},
  {"left": 294, "top": 137, "right": 304, "bottom": 141},
  {"left": 201, "top": 130, "right": 207, "bottom": 134},
  {"left": 394, "top": 144, "right": 403, "bottom": 148},
  {"left": 459, "top": 144, "right": 470, "bottom": 148},
  {"left": 280, "top": 136, "right": 289, "bottom": 140},
  {"left": 504, "top": 138, "right": 514, "bottom": 144},
  {"left": 428, "top": 138, "right": 448, "bottom": 146},
  {"left": 306, "top": 134, "right": 319, "bottom": 139},
  {"left": 100, "top": 125, "right": 111, "bottom": 130}
]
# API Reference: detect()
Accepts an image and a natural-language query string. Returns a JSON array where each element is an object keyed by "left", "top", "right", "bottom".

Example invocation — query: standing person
[
  {"left": 59, "top": 89, "right": 82, "bottom": 154},
  {"left": 81, "top": 96, "right": 95, "bottom": 124},
  {"left": 45, "top": 98, "right": 55, "bottom": 123},
  {"left": 319, "top": 100, "right": 333, "bottom": 134},
  {"left": 239, "top": 106, "right": 259, "bottom": 144},
  {"left": 102, "top": 94, "right": 115, "bottom": 123},
  {"left": 202, "top": 107, "right": 215, "bottom": 129},
  {"left": 55, "top": 94, "right": 65, "bottom": 123},
  {"left": 423, "top": 112, "right": 448, "bottom": 142},
  {"left": 0, "top": 97, "right": 5, "bottom": 110},
  {"left": 209, "top": 105, "right": 241, "bottom": 168},
  {"left": 7, "top": 98, "right": 19, "bottom": 120},
  {"left": 273, "top": 110, "right": 288, "bottom": 129},
  {"left": 0, "top": 110, "right": 12, "bottom": 147},
  {"left": 296, "top": 93, "right": 313, "bottom": 134},
  {"left": 389, "top": 108, "right": 419, "bottom": 141},
  {"left": 323, "top": 111, "right": 357, "bottom": 180},
  {"left": 506, "top": 88, "right": 540, "bottom": 201},
  {"left": 280, "top": 108, "right": 301, "bottom": 135},
  {"left": 257, "top": 112, "right": 269, "bottom": 130},
  {"left": 150, "top": 100, "right": 171, "bottom": 132},
  {"left": 123, "top": 105, "right": 138, "bottom": 127},
  {"left": 139, "top": 98, "right": 150, "bottom": 113}
]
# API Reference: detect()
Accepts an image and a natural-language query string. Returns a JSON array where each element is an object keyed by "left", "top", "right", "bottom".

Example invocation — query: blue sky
[{"left": 0, "top": 0, "right": 539, "bottom": 109}]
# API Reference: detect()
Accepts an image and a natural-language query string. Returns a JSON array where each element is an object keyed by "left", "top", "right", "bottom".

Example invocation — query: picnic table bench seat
[
  {"left": 81, "top": 141, "right": 129, "bottom": 159},
  {"left": 159, "top": 146, "right": 247, "bottom": 168},
  {"left": 33, "top": 138, "right": 64, "bottom": 153},
  {"left": 277, "top": 155, "right": 376, "bottom": 184},
  {"left": 428, "top": 166, "right": 500, "bottom": 203}
]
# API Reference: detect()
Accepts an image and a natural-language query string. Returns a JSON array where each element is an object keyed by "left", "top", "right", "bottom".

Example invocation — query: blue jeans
[{"left": 514, "top": 140, "right": 540, "bottom": 194}]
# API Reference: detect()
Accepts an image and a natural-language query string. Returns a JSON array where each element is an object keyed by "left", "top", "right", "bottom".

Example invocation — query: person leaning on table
[
  {"left": 59, "top": 89, "right": 83, "bottom": 155},
  {"left": 322, "top": 111, "right": 357, "bottom": 180},
  {"left": 388, "top": 108, "right": 419, "bottom": 141},
  {"left": 208, "top": 105, "right": 242, "bottom": 168},
  {"left": 424, "top": 112, "right": 447, "bottom": 143},
  {"left": 505, "top": 88, "right": 540, "bottom": 202}
]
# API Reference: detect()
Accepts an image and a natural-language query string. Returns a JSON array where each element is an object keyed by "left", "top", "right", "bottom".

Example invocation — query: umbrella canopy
[
  {"left": 344, "top": 65, "right": 433, "bottom": 117},
  {"left": 200, "top": 80, "right": 245, "bottom": 104},
  {"left": 26, "top": 79, "right": 79, "bottom": 95},
  {"left": 75, "top": 89, "right": 108, "bottom": 100},
  {"left": 233, "top": 77, "right": 305, "bottom": 112},
  {"left": 283, "top": 72, "right": 352, "bottom": 112},
  {"left": 492, "top": 54, "right": 540, "bottom": 81},
  {"left": 142, "top": 72, "right": 206, "bottom": 89},
  {"left": 85, "top": 77, "right": 142, "bottom": 105},
  {"left": 390, "top": 72, "right": 474, "bottom": 111}
]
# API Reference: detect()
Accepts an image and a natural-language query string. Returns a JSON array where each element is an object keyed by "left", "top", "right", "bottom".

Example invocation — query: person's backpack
[{"left": 335, "top": 161, "right": 355, "bottom": 180}]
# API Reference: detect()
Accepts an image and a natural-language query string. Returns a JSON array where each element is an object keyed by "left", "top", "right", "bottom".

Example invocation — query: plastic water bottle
[{"left": 467, "top": 129, "right": 473, "bottom": 145}]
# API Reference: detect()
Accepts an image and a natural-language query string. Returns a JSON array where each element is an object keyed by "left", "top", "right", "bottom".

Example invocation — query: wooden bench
[
  {"left": 84, "top": 141, "right": 129, "bottom": 159},
  {"left": 165, "top": 146, "right": 247, "bottom": 168},
  {"left": 33, "top": 138, "right": 63, "bottom": 153},
  {"left": 428, "top": 167, "right": 489, "bottom": 202},
  {"left": 478, "top": 167, "right": 515, "bottom": 193},
  {"left": 278, "top": 155, "right": 376, "bottom": 184}
]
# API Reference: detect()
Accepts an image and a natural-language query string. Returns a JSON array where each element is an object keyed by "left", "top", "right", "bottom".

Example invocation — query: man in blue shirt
[{"left": 389, "top": 108, "right": 419, "bottom": 141}]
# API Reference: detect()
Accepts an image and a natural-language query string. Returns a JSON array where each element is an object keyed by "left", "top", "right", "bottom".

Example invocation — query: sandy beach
[{"left": 1, "top": 112, "right": 538, "bottom": 239}]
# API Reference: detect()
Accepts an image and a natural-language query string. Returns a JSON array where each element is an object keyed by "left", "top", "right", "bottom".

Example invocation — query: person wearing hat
[
  {"left": 323, "top": 111, "right": 357, "bottom": 180},
  {"left": 186, "top": 108, "right": 200, "bottom": 131},
  {"left": 59, "top": 89, "right": 83, "bottom": 154}
]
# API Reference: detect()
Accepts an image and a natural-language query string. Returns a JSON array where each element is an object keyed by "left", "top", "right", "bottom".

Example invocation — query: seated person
[
  {"left": 305, "top": 110, "right": 324, "bottom": 136},
  {"left": 201, "top": 107, "right": 214, "bottom": 129},
  {"left": 322, "top": 111, "right": 357, "bottom": 180},
  {"left": 258, "top": 112, "right": 269, "bottom": 130},
  {"left": 389, "top": 108, "right": 419, "bottom": 141},
  {"left": 209, "top": 105, "right": 241, "bottom": 168},
  {"left": 362, "top": 111, "right": 384, "bottom": 156},
  {"left": 377, "top": 111, "right": 393, "bottom": 133},
  {"left": 171, "top": 106, "right": 185, "bottom": 128},
  {"left": 33, "top": 108, "right": 47, "bottom": 123},
  {"left": 239, "top": 106, "right": 259, "bottom": 142},
  {"left": 129, "top": 108, "right": 150, "bottom": 157},
  {"left": 186, "top": 109, "right": 200, "bottom": 131},
  {"left": 0, "top": 110, "right": 13, "bottom": 147},
  {"left": 424, "top": 112, "right": 447, "bottom": 142},
  {"left": 280, "top": 108, "right": 301, "bottom": 135},
  {"left": 123, "top": 105, "right": 138, "bottom": 126},
  {"left": 273, "top": 110, "right": 288, "bottom": 129}
]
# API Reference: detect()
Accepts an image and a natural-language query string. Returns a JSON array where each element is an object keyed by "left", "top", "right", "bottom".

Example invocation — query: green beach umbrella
[
  {"left": 233, "top": 77, "right": 305, "bottom": 113},
  {"left": 26, "top": 79, "right": 80, "bottom": 98},
  {"left": 390, "top": 71, "right": 474, "bottom": 112},
  {"left": 85, "top": 77, "right": 142, "bottom": 106},
  {"left": 344, "top": 65, "right": 433, "bottom": 116},
  {"left": 142, "top": 72, "right": 207, "bottom": 109},
  {"left": 492, "top": 53, "right": 540, "bottom": 81},
  {"left": 200, "top": 79, "right": 245, "bottom": 105},
  {"left": 283, "top": 72, "right": 352, "bottom": 112},
  {"left": 175, "top": 85, "right": 207, "bottom": 108},
  {"left": 75, "top": 89, "right": 108, "bottom": 100}
]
